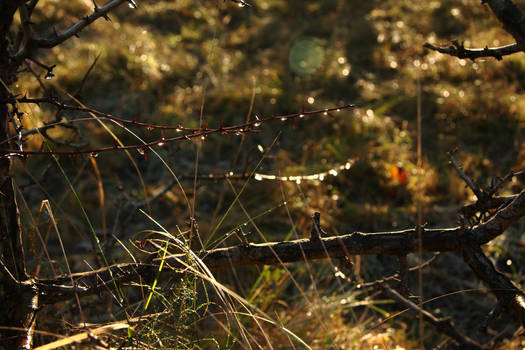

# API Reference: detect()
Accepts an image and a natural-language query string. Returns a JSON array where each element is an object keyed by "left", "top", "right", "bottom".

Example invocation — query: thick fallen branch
[
  {"left": 34, "top": 190, "right": 524, "bottom": 303},
  {"left": 36, "top": 226, "right": 462, "bottom": 304},
  {"left": 30, "top": 190, "right": 525, "bottom": 339}
]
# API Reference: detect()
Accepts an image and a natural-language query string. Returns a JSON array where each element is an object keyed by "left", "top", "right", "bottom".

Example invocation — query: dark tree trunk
[{"left": 0, "top": 3, "right": 38, "bottom": 349}]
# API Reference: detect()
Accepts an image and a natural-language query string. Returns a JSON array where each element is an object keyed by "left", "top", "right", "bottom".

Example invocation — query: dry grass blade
[{"left": 33, "top": 323, "right": 130, "bottom": 350}]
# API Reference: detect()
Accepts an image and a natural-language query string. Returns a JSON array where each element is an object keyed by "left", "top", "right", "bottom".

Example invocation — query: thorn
[
  {"left": 310, "top": 212, "right": 327, "bottom": 239},
  {"left": 234, "top": 227, "right": 250, "bottom": 247}
]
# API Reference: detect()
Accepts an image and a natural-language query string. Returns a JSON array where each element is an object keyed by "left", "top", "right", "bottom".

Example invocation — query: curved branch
[
  {"left": 483, "top": 0, "right": 525, "bottom": 46},
  {"left": 459, "top": 241, "right": 525, "bottom": 327},
  {"left": 13, "top": 0, "right": 127, "bottom": 63}
]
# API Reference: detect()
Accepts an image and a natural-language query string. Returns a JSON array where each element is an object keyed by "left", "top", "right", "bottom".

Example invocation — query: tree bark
[{"left": 0, "top": 3, "right": 38, "bottom": 349}]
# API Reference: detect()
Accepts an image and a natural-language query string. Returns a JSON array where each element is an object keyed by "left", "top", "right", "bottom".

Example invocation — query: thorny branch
[
  {"left": 10, "top": 0, "right": 257, "bottom": 69},
  {"left": 24, "top": 186, "right": 525, "bottom": 350},
  {"left": 423, "top": 41, "right": 519, "bottom": 61},
  {"left": 0, "top": 97, "right": 353, "bottom": 158},
  {"left": 5, "top": 1, "right": 525, "bottom": 348},
  {"left": 13, "top": 0, "right": 128, "bottom": 66},
  {"left": 33, "top": 188, "right": 525, "bottom": 302}
]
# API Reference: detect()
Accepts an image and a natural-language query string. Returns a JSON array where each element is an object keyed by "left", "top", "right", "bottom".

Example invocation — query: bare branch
[
  {"left": 459, "top": 241, "right": 525, "bottom": 327},
  {"left": 0, "top": 99, "right": 353, "bottom": 158},
  {"left": 9, "top": 97, "right": 353, "bottom": 133},
  {"left": 448, "top": 150, "right": 484, "bottom": 200},
  {"left": 383, "top": 287, "right": 486, "bottom": 350},
  {"left": 14, "top": 0, "right": 127, "bottom": 63},
  {"left": 17, "top": 2, "right": 33, "bottom": 56},
  {"left": 424, "top": 1, "right": 525, "bottom": 60},
  {"left": 460, "top": 195, "right": 517, "bottom": 219},
  {"left": 36, "top": 226, "right": 463, "bottom": 304},
  {"left": 423, "top": 41, "right": 520, "bottom": 61},
  {"left": 474, "top": 190, "right": 525, "bottom": 244},
  {"left": 486, "top": 170, "right": 523, "bottom": 198},
  {"left": 482, "top": 0, "right": 525, "bottom": 46},
  {"left": 33, "top": 190, "right": 525, "bottom": 326}
]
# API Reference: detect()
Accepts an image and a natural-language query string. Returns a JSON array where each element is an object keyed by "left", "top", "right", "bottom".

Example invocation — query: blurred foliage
[{"left": 12, "top": 0, "right": 525, "bottom": 348}]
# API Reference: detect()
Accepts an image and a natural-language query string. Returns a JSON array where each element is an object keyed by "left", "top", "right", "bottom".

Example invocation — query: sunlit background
[{"left": 11, "top": 0, "right": 525, "bottom": 348}]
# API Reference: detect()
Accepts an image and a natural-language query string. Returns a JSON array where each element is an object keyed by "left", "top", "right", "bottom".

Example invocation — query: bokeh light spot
[{"left": 289, "top": 38, "right": 325, "bottom": 75}]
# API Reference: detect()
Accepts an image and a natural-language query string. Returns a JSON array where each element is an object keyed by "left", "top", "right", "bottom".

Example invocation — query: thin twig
[
  {"left": 448, "top": 149, "right": 484, "bottom": 199},
  {"left": 383, "top": 287, "right": 486, "bottom": 350}
]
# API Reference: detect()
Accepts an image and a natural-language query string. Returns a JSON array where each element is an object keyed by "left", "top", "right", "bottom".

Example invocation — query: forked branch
[{"left": 424, "top": 0, "right": 525, "bottom": 60}]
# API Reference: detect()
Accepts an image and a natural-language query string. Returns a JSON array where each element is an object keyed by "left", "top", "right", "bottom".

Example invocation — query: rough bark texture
[
  {"left": 0, "top": 3, "right": 37, "bottom": 349},
  {"left": 29, "top": 227, "right": 475, "bottom": 304}
]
